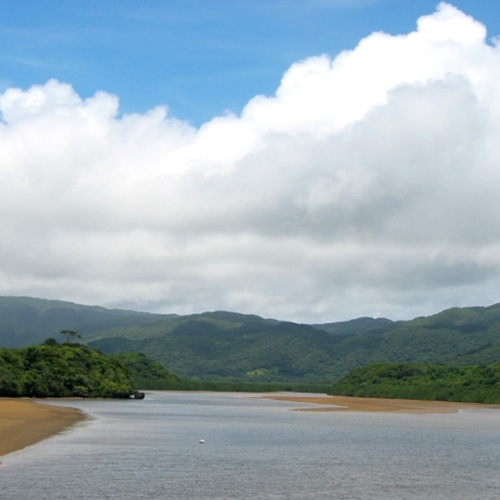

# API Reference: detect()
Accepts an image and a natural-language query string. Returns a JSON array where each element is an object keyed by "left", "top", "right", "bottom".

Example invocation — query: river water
[{"left": 1, "top": 392, "right": 499, "bottom": 499}]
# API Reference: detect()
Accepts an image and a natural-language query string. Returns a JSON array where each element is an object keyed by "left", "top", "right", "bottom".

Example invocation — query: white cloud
[{"left": 1, "top": 3, "right": 500, "bottom": 322}]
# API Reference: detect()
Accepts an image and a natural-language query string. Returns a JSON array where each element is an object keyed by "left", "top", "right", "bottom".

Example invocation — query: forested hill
[
  {"left": 311, "top": 317, "right": 394, "bottom": 336},
  {"left": 329, "top": 362, "right": 500, "bottom": 404},
  {"left": 0, "top": 296, "right": 164, "bottom": 347},
  {"left": 86, "top": 302, "right": 500, "bottom": 381},
  {"left": 0, "top": 296, "right": 276, "bottom": 348},
  {"left": 0, "top": 342, "right": 141, "bottom": 398},
  {"left": 87, "top": 305, "right": 500, "bottom": 382},
  {"left": 1, "top": 296, "right": 500, "bottom": 383}
]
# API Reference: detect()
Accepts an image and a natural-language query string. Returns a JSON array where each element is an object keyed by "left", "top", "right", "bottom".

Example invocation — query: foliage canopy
[
  {"left": 0, "top": 342, "right": 139, "bottom": 398},
  {"left": 329, "top": 362, "right": 500, "bottom": 404}
]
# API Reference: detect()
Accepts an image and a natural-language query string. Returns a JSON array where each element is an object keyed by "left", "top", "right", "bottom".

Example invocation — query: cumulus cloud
[{"left": 2, "top": 2, "right": 500, "bottom": 322}]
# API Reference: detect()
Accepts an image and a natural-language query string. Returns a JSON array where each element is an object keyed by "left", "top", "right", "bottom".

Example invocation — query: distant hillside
[
  {"left": 0, "top": 296, "right": 165, "bottom": 347},
  {"left": 312, "top": 317, "right": 395, "bottom": 336},
  {"left": 90, "top": 321, "right": 343, "bottom": 382},
  {"left": 110, "top": 351, "right": 186, "bottom": 389},
  {"left": 89, "top": 303, "right": 500, "bottom": 381},
  {"left": 1, "top": 296, "right": 500, "bottom": 383}
]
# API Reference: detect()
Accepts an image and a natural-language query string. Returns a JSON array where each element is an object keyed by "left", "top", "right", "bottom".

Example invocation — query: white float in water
[{"left": 199, "top": 439, "right": 205, "bottom": 444}]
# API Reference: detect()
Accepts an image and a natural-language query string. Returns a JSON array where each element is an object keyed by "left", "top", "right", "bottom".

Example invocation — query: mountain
[
  {"left": 87, "top": 303, "right": 500, "bottom": 380},
  {"left": 90, "top": 321, "right": 344, "bottom": 382},
  {"left": 1, "top": 295, "right": 500, "bottom": 382},
  {"left": 0, "top": 296, "right": 165, "bottom": 347},
  {"left": 311, "top": 317, "right": 395, "bottom": 336}
]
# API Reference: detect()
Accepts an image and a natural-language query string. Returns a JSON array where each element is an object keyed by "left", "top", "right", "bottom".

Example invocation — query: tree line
[
  {"left": 328, "top": 362, "right": 500, "bottom": 404},
  {"left": 0, "top": 339, "right": 139, "bottom": 398}
]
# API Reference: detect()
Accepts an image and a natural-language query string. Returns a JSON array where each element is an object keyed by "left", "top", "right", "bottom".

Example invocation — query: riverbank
[
  {"left": 263, "top": 394, "right": 491, "bottom": 413},
  {"left": 0, "top": 399, "right": 86, "bottom": 459},
  {"left": 0, "top": 394, "right": 491, "bottom": 461}
]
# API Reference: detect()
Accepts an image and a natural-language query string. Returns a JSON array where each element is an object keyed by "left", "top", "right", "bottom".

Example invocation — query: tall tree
[{"left": 59, "top": 330, "right": 81, "bottom": 343}]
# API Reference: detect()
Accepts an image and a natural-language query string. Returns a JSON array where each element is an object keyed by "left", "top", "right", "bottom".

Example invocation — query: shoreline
[
  {"left": 0, "top": 399, "right": 86, "bottom": 459},
  {"left": 263, "top": 394, "right": 491, "bottom": 413},
  {"left": 0, "top": 393, "right": 493, "bottom": 460}
]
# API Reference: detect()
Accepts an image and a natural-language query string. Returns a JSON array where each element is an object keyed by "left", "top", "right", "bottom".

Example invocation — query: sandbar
[
  {"left": 263, "top": 394, "right": 490, "bottom": 413},
  {"left": 0, "top": 399, "right": 86, "bottom": 458}
]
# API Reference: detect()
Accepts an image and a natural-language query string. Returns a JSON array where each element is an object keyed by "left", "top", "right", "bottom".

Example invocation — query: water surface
[{"left": 1, "top": 392, "right": 499, "bottom": 499}]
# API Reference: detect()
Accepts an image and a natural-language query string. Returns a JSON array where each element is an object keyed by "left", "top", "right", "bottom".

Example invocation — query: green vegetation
[
  {"left": 2, "top": 321, "right": 498, "bottom": 403},
  {"left": 0, "top": 296, "right": 162, "bottom": 348},
  {"left": 111, "top": 351, "right": 330, "bottom": 393},
  {"left": 60, "top": 330, "right": 82, "bottom": 343},
  {"left": 1, "top": 296, "right": 500, "bottom": 385},
  {"left": 110, "top": 351, "right": 185, "bottom": 389},
  {"left": 329, "top": 362, "right": 500, "bottom": 404},
  {"left": 92, "top": 321, "right": 343, "bottom": 382},
  {"left": 0, "top": 341, "right": 140, "bottom": 398},
  {"left": 89, "top": 305, "right": 500, "bottom": 382},
  {"left": 311, "top": 317, "right": 394, "bottom": 336}
]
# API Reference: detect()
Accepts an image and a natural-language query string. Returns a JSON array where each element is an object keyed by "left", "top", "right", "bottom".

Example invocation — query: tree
[{"left": 60, "top": 330, "right": 82, "bottom": 344}]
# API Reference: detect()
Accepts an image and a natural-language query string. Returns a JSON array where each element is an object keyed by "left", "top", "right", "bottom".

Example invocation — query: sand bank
[
  {"left": 263, "top": 394, "right": 490, "bottom": 413},
  {"left": 0, "top": 399, "right": 86, "bottom": 458}
]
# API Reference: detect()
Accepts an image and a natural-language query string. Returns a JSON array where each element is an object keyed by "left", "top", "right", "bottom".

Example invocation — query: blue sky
[
  {"left": 2, "top": 2, "right": 500, "bottom": 322},
  {"left": 2, "top": 1, "right": 499, "bottom": 126}
]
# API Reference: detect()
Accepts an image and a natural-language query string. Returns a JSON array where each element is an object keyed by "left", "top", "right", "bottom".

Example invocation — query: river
[{"left": 1, "top": 392, "right": 499, "bottom": 499}]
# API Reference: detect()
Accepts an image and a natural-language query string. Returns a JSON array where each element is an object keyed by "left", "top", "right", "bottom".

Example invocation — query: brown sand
[
  {"left": 263, "top": 394, "right": 490, "bottom": 413},
  {"left": 0, "top": 399, "right": 86, "bottom": 458},
  {"left": 0, "top": 395, "right": 489, "bottom": 461}
]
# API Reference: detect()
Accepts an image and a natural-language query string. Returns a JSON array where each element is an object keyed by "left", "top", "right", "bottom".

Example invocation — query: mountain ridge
[{"left": 1, "top": 295, "right": 499, "bottom": 382}]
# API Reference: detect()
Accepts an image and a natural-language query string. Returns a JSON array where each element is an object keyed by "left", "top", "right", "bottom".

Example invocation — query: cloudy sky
[{"left": 2, "top": 1, "right": 500, "bottom": 323}]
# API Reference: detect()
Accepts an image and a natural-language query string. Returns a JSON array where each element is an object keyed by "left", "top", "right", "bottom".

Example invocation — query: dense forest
[
  {"left": 88, "top": 306, "right": 500, "bottom": 382},
  {"left": 112, "top": 351, "right": 330, "bottom": 393},
  {"left": 1, "top": 296, "right": 500, "bottom": 384},
  {"left": 329, "top": 362, "right": 500, "bottom": 404},
  {"left": 1, "top": 336, "right": 498, "bottom": 404},
  {"left": 0, "top": 341, "right": 141, "bottom": 398}
]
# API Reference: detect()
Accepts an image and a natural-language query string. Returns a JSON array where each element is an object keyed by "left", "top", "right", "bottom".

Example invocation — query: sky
[{"left": 1, "top": 1, "right": 500, "bottom": 323}]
